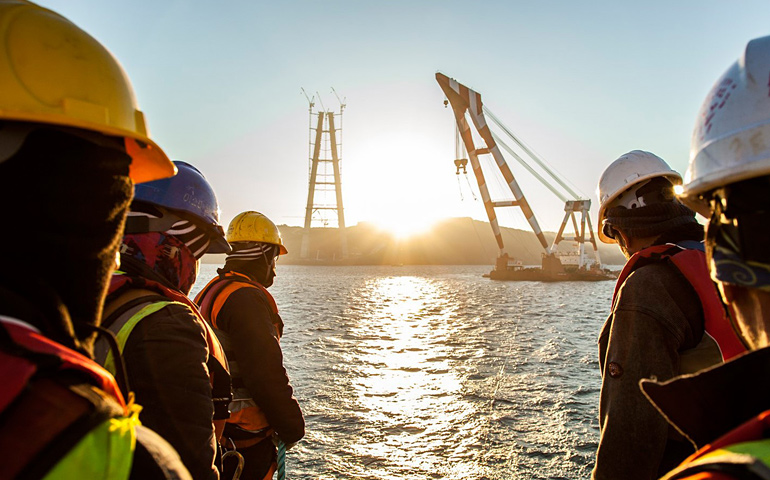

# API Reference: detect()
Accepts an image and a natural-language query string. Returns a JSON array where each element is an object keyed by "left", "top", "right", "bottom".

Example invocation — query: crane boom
[
  {"left": 437, "top": 72, "right": 608, "bottom": 280},
  {"left": 436, "top": 72, "right": 550, "bottom": 254}
]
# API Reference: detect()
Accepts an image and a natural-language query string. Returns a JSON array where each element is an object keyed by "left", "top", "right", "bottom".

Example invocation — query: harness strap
[{"left": 209, "top": 352, "right": 234, "bottom": 421}]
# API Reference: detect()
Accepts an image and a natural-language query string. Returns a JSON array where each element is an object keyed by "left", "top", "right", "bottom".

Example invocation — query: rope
[{"left": 277, "top": 439, "right": 286, "bottom": 480}]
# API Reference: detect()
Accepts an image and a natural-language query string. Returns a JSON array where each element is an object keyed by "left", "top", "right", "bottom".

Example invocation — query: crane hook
[{"left": 454, "top": 158, "right": 468, "bottom": 175}]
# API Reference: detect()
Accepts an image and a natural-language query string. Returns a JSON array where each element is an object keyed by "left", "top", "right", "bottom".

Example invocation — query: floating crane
[{"left": 436, "top": 72, "right": 612, "bottom": 281}]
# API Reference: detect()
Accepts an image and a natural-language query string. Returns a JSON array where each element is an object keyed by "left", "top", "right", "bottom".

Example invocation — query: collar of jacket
[{"left": 641, "top": 346, "right": 770, "bottom": 448}]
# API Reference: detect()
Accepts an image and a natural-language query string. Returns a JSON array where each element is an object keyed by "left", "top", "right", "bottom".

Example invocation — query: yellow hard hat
[
  {"left": 0, "top": 0, "right": 174, "bottom": 183},
  {"left": 227, "top": 211, "right": 288, "bottom": 255}
]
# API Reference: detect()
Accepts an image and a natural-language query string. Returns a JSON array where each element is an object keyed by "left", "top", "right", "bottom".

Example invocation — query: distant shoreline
[{"left": 202, "top": 217, "right": 627, "bottom": 266}]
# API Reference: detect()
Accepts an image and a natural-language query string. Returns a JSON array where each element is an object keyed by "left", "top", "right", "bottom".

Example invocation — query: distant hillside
[{"left": 203, "top": 217, "right": 625, "bottom": 266}]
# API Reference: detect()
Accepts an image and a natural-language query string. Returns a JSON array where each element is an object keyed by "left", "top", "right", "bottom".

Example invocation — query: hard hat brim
[
  {"left": 597, "top": 223, "right": 617, "bottom": 244},
  {"left": 681, "top": 153, "right": 770, "bottom": 217},
  {"left": 207, "top": 235, "right": 233, "bottom": 255},
  {"left": 0, "top": 112, "right": 175, "bottom": 183}
]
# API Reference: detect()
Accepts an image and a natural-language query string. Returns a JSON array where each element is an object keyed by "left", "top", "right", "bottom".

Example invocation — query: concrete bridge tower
[{"left": 300, "top": 89, "right": 348, "bottom": 261}]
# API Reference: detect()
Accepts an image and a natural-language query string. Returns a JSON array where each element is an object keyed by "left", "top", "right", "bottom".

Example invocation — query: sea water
[{"left": 191, "top": 264, "right": 612, "bottom": 480}]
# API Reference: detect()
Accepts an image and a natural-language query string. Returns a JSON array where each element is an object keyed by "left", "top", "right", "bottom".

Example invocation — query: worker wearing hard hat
[
  {"left": 592, "top": 151, "right": 745, "bottom": 479},
  {"left": 195, "top": 211, "right": 305, "bottom": 480},
  {"left": 641, "top": 35, "right": 770, "bottom": 478},
  {"left": 96, "top": 161, "right": 232, "bottom": 480},
  {"left": 0, "top": 1, "right": 191, "bottom": 478}
]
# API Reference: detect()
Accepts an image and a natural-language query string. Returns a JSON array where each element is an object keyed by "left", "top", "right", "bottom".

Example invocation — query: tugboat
[{"left": 489, "top": 252, "right": 615, "bottom": 282}]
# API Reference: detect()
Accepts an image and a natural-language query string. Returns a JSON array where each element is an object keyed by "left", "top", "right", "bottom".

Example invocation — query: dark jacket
[
  {"left": 593, "top": 256, "right": 717, "bottom": 479},
  {"left": 642, "top": 346, "right": 770, "bottom": 450},
  {"left": 214, "top": 285, "right": 305, "bottom": 444},
  {"left": 107, "top": 292, "right": 219, "bottom": 480},
  {"left": 0, "top": 285, "right": 191, "bottom": 480}
]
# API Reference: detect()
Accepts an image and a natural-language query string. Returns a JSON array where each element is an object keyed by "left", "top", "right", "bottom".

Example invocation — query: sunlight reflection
[{"left": 343, "top": 275, "right": 485, "bottom": 478}]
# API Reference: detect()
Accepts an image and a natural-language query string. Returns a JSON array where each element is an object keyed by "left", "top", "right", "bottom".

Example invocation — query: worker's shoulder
[
  {"left": 626, "top": 257, "right": 688, "bottom": 285},
  {"left": 121, "top": 301, "right": 209, "bottom": 356},
  {"left": 136, "top": 299, "right": 205, "bottom": 333},
  {"left": 223, "top": 281, "right": 270, "bottom": 304},
  {"left": 619, "top": 260, "right": 694, "bottom": 305}
]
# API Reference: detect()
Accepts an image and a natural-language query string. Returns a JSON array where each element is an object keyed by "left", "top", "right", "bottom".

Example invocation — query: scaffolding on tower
[{"left": 300, "top": 88, "right": 349, "bottom": 261}]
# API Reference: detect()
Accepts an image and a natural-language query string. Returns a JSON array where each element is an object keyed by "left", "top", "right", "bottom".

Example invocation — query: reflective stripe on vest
[
  {"left": 0, "top": 318, "right": 135, "bottom": 480},
  {"left": 195, "top": 272, "right": 280, "bottom": 435},
  {"left": 109, "top": 273, "right": 231, "bottom": 370},
  {"left": 101, "top": 300, "right": 175, "bottom": 375},
  {"left": 43, "top": 416, "right": 137, "bottom": 480},
  {"left": 98, "top": 301, "right": 174, "bottom": 375},
  {"left": 613, "top": 243, "right": 747, "bottom": 362},
  {"left": 662, "top": 410, "right": 770, "bottom": 479},
  {"left": 104, "top": 273, "right": 232, "bottom": 439}
]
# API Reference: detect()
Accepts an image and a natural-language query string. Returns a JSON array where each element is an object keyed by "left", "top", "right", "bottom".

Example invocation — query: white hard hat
[
  {"left": 596, "top": 150, "right": 682, "bottom": 243},
  {"left": 682, "top": 35, "right": 770, "bottom": 215}
]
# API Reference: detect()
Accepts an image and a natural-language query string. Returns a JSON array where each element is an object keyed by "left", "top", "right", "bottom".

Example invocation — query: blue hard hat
[{"left": 132, "top": 161, "right": 231, "bottom": 254}]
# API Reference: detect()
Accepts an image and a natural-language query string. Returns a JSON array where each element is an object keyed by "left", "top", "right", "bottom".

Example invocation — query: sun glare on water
[{"left": 343, "top": 275, "right": 485, "bottom": 478}]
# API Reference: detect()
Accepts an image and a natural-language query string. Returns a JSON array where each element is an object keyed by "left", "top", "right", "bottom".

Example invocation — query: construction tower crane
[{"left": 436, "top": 72, "right": 612, "bottom": 281}]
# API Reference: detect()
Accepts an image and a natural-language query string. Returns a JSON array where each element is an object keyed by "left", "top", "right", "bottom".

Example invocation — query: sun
[
  {"left": 375, "top": 216, "right": 436, "bottom": 239},
  {"left": 345, "top": 124, "right": 453, "bottom": 240}
]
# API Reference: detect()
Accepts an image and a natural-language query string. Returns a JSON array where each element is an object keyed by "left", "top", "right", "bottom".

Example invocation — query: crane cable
[
  {"left": 491, "top": 131, "right": 567, "bottom": 203},
  {"left": 455, "top": 120, "right": 478, "bottom": 201},
  {"left": 483, "top": 106, "right": 586, "bottom": 201},
  {"left": 465, "top": 175, "right": 478, "bottom": 201}
]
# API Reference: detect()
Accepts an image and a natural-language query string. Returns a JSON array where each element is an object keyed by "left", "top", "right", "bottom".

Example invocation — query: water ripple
[{"left": 192, "top": 264, "right": 612, "bottom": 479}]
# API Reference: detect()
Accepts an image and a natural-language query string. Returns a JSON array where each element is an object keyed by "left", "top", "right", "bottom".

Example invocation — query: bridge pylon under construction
[{"left": 300, "top": 89, "right": 348, "bottom": 261}]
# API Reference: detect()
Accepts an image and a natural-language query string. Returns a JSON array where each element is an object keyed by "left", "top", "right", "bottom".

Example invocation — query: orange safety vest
[
  {"left": 0, "top": 316, "right": 137, "bottom": 479},
  {"left": 614, "top": 243, "right": 746, "bottom": 362},
  {"left": 661, "top": 410, "right": 770, "bottom": 479},
  {"left": 195, "top": 271, "right": 282, "bottom": 446},
  {"left": 102, "top": 274, "right": 232, "bottom": 440}
]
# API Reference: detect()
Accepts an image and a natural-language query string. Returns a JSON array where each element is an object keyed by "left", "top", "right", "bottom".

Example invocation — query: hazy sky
[{"left": 39, "top": 0, "right": 770, "bottom": 237}]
